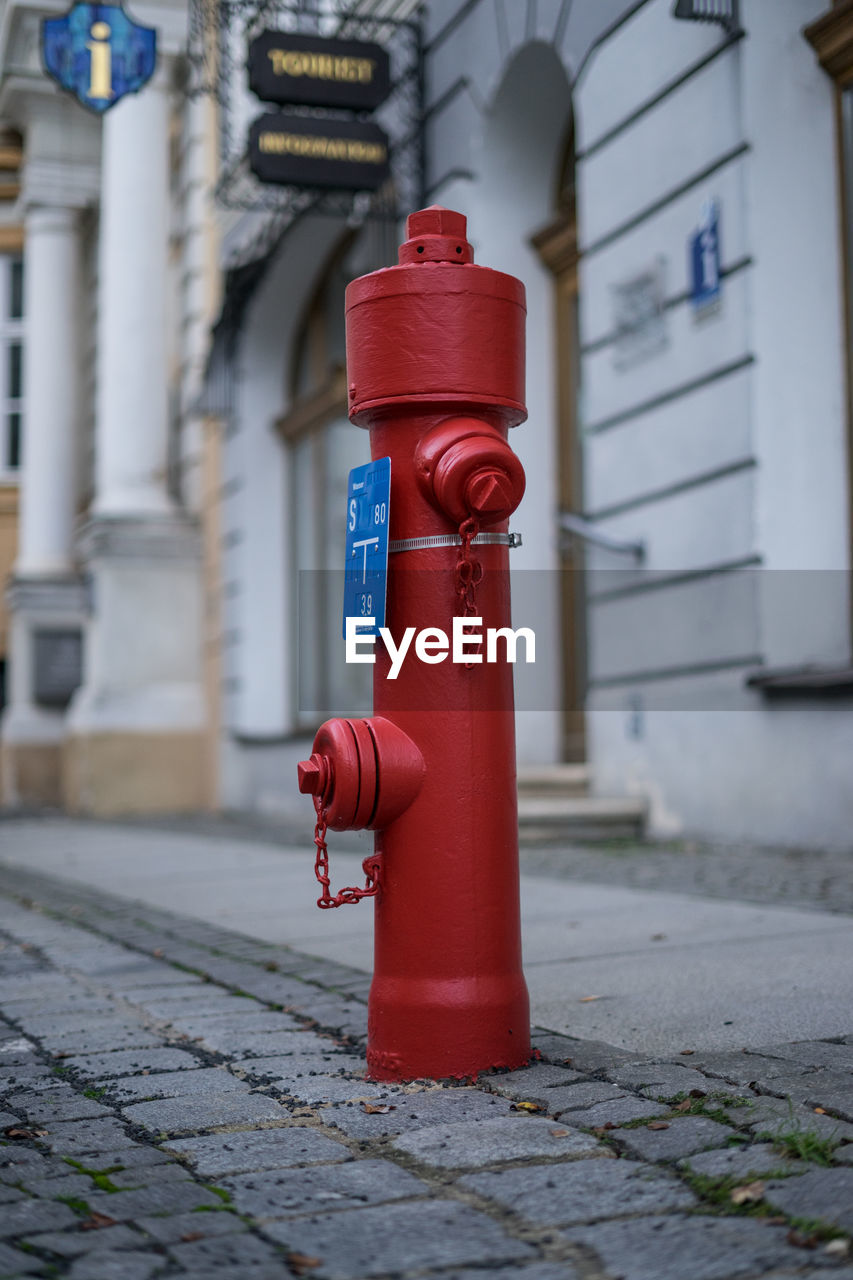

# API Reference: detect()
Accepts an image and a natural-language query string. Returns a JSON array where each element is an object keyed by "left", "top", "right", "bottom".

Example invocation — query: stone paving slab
[
  {"left": 323, "top": 1085, "right": 514, "bottom": 1138},
  {"left": 65, "top": 1249, "right": 164, "bottom": 1280},
  {"left": 611, "top": 1115, "right": 736, "bottom": 1161},
  {"left": 22, "top": 1224, "right": 148, "bottom": 1258},
  {"left": 425, "top": 1266, "right": 579, "bottom": 1280},
  {"left": 392, "top": 1115, "right": 605, "bottom": 1168},
  {"left": 34, "top": 1116, "right": 139, "bottom": 1155},
  {"left": 262, "top": 1200, "right": 537, "bottom": 1278},
  {"left": 724, "top": 1093, "right": 853, "bottom": 1142},
  {"left": 63, "top": 1047, "right": 203, "bottom": 1078},
  {"left": 97, "top": 1065, "right": 248, "bottom": 1103},
  {"left": 228, "top": 1031, "right": 335, "bottom": 1059},
  {"left": 483, "top": 1062, "right": 584, "bottom": 1096},
  {"left": 121, "top": 1090, "right": 287, "bottom": 1134},
  {"left": 557, "top": 1094, "right": 664, "bottom": 1127},
  {"left": 0, "top": 1241, "right": 45, "bottom": 1274},
  {"left": 164, "top": 1236, "right": 285, "bottom": 1278},
  {"left": 222, "top": 1157, "right": 430, "bottom": 1219},
  {"left": 134, "top": 1208, "right": 248, "bottom": 1244},
  {"left": 678, "top": 1142, "right": 811, "bottom": 1178},
  {"left": 7, "top": 1088, "right": 113, "bottom": 1121},
  {"left": 0, "top": 858, "right": 851, "bottom": 1280},
  {"left": 563, "top": 1215, "right": 804, "bottom": 1280},
  {"left": 162, "top": 1126, "right": 350, "bottom": 1176},
  {"left": 461, "top": 1157, "right": 697, "bottom": 1224},
  {"left": 762, "top": 1167, "right": 853, "bottom": 1232}
]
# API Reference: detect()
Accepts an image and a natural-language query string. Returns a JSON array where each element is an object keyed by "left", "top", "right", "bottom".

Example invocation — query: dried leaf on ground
[
  {"left": 730, "top": 1180, "right": 765, "bottom": 1205},
  {"left": 549, "top": 1128, "right": 571, "bottom": 1138},
  {"left": 361, "top": 1102, "right": 395, "bottom": 1114},
  {"left": 825, "top": 1239, "right": 850, "bottom": 1259},
  {"left": 647, "top": 1121, "right": 670, "bottom": 1131},
  {"left": 81, "top": 1212, "right": 117, "bottom": 1231},
  {"left": 787, "top": 1228, "right": 819, "bottom": 1250},
  {"left": 180, "top": 1231, "right": 204, "bottom": 1243},
  {"left": 512, "top": 1101, "right": 543, "bottom": 1113},
  {"left": 579, "top": 995, "right": 602, "bottom": 1003},
  {"left": 287, "top": 1253, "right": 323, "bottom": 1276},
  {"left": 4, "top": 1126, "right": 48, "bottom": 1140},
  {"left": 673, "top": 1100, "right": 692, "bottom": 1113},
  {"left": 679, "top": 1049, "right": 695, "bottom": 1056}
]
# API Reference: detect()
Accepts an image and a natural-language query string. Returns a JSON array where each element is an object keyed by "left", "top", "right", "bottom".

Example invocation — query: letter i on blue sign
[{"left": 343, "top": 457, "right": 391, "bottom": 638}]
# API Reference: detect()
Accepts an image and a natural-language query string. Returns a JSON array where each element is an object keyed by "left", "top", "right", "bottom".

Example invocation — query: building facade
[{"left": 1, "top": 0, "right": 852, "bottom": 849}]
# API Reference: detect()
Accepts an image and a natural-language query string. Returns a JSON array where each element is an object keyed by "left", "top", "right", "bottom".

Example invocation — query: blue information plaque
[{"left": 343, "top": 456, "right": 390, "bottom": 637}]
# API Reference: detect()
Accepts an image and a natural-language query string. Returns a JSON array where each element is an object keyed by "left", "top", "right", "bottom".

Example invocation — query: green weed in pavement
[
  {"left": 757, "top": 1124, "right": 840, "bottom": 1166},
  {"left": 55, "top": 1194, "right": 92, "bottom": 1216},
  {"left": 62, "top": 1156, "right": 126, "bottom": 1193}
]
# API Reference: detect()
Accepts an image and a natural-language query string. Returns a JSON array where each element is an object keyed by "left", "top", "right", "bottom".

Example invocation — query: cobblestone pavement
[{"left": 0, "top": 863, "right": 850, "bottom": 1280}]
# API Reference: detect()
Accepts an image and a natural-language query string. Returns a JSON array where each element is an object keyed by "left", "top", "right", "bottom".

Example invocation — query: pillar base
[
  {"left": 64, "top": 513, "right": 207, "bottom": 816},
  {"left": 63, "top": 728, "right": 206, "bottom": 816},
  {"left": 1, "top": 575, "right": 86, "bottom": 808}
]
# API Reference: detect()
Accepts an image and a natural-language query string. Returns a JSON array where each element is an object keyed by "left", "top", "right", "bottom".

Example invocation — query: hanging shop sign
[
  {"left": 249, "top": 113, "right": 391, "bottom": 191},
  {"left": 248, "top": 31, "right": 391, "bottom": 111},
  {"left": 42, "top": 2, "right": 156, "bottom": 113}
]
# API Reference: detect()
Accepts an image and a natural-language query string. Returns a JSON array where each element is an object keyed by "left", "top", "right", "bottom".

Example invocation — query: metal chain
[
  {"left": 312, "top": 796, "right": 382, "bottom": 909},
  {"left": 455, "top": 515, "right": 484, "bottom": 668}
]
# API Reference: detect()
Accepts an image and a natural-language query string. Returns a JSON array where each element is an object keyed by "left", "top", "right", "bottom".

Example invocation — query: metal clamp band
[{"left": 388, "top": 531, "right": 522, "bottom": 554}]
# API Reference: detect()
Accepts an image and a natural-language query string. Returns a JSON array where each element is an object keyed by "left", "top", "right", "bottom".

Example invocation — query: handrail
[{"left": 559, "top": 511, "right": 646, "bottom": 561}]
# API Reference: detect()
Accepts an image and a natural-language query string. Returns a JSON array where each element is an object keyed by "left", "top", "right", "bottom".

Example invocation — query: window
[{"left": 0, "top": 255, "right": 24, "bottom": 474}]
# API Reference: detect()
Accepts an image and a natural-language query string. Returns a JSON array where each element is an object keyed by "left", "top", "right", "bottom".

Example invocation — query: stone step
[
  {"left": 517, "top": 793, "right": 647, "bottom": 843},
  {"left": 516, "top": 764, "right": 590, "bottom": 797}
]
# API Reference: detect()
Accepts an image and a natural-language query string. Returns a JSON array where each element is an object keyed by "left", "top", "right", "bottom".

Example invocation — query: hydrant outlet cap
[
  {"left": 297, "top": 755, "right": 325, "bottom": 795},
  {"left": 466, "top": 468, "right": 518, "bottom": 517},
  {"left": 399, "top": 205, "right": 474, "bottom": 265}
]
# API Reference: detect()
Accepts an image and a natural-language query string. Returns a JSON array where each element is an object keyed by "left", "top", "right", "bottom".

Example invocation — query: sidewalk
[
  {"left": 2, "top": 817, "right": 853, "bottom": 1054},
  {"left": 0, "top": 817, "right": 850, "bottom": 1278}
]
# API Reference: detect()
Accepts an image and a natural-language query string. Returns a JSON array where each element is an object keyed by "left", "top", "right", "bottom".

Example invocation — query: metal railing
[{"left": 559, "top": 512, "right": 646, "bottom": 561}]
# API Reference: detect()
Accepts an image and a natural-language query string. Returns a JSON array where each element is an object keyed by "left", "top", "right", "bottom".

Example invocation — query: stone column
[
  {"left": 94, "top": 70, "right": 171, "bottom": 518},
  {"left": 1, "top": 204, "right": 86, "bottom": 807},
  {"left": 65, "top": 70, "right": 206, "bottom": 816}
]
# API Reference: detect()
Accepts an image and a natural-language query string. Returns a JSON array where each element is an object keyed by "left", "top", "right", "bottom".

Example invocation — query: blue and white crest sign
[{"left": 42, "top": 4, "right": 157, "bottom": 113}]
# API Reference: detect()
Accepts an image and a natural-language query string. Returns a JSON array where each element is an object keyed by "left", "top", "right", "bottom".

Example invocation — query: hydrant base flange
[{"left": 366, "top": 977, "right": 531, "bottom": 1081}]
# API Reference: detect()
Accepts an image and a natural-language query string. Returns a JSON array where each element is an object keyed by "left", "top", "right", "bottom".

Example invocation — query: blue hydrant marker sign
[{"left": 343, "top": 456, "right": 390, "bottom": 638}]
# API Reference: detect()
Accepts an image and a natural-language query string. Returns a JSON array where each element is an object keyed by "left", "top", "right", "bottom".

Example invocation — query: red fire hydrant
[{"left": 297, "top": 206, "right": 531, "bottom": 1081}]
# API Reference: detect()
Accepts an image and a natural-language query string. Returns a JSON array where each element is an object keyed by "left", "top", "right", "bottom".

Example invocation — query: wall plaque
[
  {"left": 248, "top": 30, "right": 391, "bottom": 111},
  {"left": 248, "top": 113, "right": 390, "bottom": 191}
]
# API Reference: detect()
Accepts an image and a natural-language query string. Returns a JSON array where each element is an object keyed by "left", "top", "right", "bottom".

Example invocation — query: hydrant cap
[{"left": 399, "top": 205, "right": 474, "bottom": 265}]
